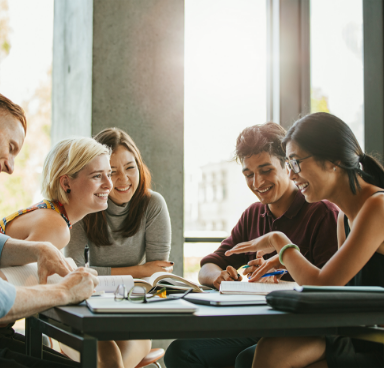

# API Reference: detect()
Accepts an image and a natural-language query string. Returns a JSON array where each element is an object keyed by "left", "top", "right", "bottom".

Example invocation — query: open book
[
  {"left": 136, "top": 272, "right": 210, "bottom": 293},
  {"left": 0, "top": 258, "right": 134, "bottom": 294},
  {"left": 220, "top": 280, "right": 298, "bottom": 295}
]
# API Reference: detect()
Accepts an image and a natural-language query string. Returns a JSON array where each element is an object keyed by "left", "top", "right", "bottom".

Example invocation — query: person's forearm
[
  {"left": 198, "top": 263, "right": 223, "bottom": 287},
  {"left": 270, "top": 232, "right": 322, "bottom": 285},
  {"left": 0, "top": 284, "right": 69, "bottom": 324},
  {"left": 0, "top": 238, "right": 42, "bottom": 267},
  {"left": 111, "top": 265, "right": 145, "bottom": 278}
]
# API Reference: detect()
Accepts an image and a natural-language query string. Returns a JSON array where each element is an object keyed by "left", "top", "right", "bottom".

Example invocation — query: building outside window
[
  {"left": 184, "top": 0, "right": 267, "bottom": 281},
  {"left": 184, "top": 0, "right": 365, "bottom": 282}
]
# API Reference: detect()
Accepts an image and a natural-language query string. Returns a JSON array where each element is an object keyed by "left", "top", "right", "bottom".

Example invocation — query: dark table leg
[
  {"left": 27, "top": 314, "right": 98, "bottom": 368},
  {"left": 80, "top": 335, "right": 98, "bottom": 368},
  {"left": 25, "top": 315, "right": 43, "bottom": 358}
]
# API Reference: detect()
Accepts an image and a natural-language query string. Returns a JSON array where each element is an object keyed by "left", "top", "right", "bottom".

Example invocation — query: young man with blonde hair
[{"left": 0, "top": 93, "right": 98, "bottom": 367}]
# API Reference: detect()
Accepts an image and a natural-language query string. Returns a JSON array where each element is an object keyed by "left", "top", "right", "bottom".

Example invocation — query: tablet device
[{"left": 185, "top": 293, "right": 266, "bottom": 306}]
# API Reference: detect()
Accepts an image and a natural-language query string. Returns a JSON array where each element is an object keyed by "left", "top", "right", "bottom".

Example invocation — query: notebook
[
  {"left": 220, "top": 281, "right": 298, "bottom": 295},
  {"left": 86, "top": 297, "right": 197, "bottom": 314},
  {"left": 185, "top": 292, "right": 266, "bottom": 306}
]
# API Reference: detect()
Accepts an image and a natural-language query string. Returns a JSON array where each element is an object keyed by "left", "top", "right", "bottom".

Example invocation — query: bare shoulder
[
  {"left": 7, "top": 209, "right": 70, "bottom": 249},
  {"left": 352, "top": 192, "right": 384, "bottom": 234},
  {"left": 362, "top": 191, "right": 384, "bottom": 215}
]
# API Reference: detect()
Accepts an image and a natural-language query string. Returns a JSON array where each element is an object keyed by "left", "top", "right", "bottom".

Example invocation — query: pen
[
  {"left": 84, "top": 244, "right": 89, "bottom": 268},
  {"left": 260, "top": 270, "right": 288, "bottom": 278},
  {"left": 242, "top": 265, "right": 251, "bottom": 269}
]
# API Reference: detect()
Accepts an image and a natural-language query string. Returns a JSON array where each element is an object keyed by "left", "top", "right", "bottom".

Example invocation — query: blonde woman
[
  {"left": 0, "top": 138, "right": 145, "bottom": 368},
  {"left": 0, "top": 137, "right": 112, "bottom": 248}
]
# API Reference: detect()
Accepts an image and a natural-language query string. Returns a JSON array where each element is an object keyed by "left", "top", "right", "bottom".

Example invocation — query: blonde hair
[{"left": 41, "top": 137, "right": 111, "bottom": 204}]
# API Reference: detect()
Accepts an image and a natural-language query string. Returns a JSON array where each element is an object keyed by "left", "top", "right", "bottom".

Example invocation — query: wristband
[{"left": 279, "top": 244, "right": 300, "bottom": 266}]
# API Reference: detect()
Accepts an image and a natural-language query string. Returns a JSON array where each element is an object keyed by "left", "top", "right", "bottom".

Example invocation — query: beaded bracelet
[{"left": 279, "top": 244, "right": 300, "bottom": 266}]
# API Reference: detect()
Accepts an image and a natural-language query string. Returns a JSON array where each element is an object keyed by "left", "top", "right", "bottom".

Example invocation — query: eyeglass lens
[
  {"left": 286, "top": 160, "right": 300, "bottom": 173},
  {"left": 128, "top": 286, "right": 147, "bottom": 303},
  {"left": 114, "top": 284, "right": 126, "bottom": 301}
]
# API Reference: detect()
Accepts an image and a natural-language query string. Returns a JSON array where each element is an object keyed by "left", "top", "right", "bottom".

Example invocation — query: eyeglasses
[
  {"left": 114, "top": 285, "right": 193, "bottom": 303},
  {"left": 285, "top": 155, "right": 312, "bottom": 174}
]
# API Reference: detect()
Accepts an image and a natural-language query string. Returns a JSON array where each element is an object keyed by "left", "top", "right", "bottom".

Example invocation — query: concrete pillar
[
  {"left": 53, "top": 1, "right": 184, "bottom": 360},
  {"left": 52, "top": 0, "right": 93, "bottom": 138},
  {"left": 52, "top": 0, "right": 184, "bottom": 278}
]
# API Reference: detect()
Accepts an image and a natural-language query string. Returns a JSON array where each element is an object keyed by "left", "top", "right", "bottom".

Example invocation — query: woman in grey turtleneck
[{"left": 65, "top": 128, "right": 172, "bottom": 368}]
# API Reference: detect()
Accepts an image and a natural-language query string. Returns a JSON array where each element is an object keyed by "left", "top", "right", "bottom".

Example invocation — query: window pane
[
  {"left": 0, "top": 0, "right": 53, "bottom": 215},
  {"left": 184, "top": 0, "right": 267, "bottom": 281},
  {"left": 310, "top": 0, "right": 364, "bottom": 148}
]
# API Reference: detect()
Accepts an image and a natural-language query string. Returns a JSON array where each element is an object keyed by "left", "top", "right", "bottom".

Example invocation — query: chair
[{"left": 135, "top": 348, "right": 165, "bottom": 368}]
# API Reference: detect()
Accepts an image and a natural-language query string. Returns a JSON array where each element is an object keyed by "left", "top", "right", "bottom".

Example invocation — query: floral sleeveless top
[{"left": 0, "top": 199, "right": 72, "bottom": 234}]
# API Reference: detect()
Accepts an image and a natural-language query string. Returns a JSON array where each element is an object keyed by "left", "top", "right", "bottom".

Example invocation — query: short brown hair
[
  {"left": 0, "top": 93, "right": 27, "bottom": 133},
  {"left": 235, "top": 122, "right": 286, "bottom": 167}
]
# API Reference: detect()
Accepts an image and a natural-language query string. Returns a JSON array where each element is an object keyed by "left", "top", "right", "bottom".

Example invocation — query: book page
[
  {"left": 95, "top": 275, "right": 134, "bottom": 293},
  {"left": 142, "top": 272, "right": 203, "bottom": 292},
  {"left": 1, "top": 258, "right": 78, "bottom": 287},
  {"left": 142, "top": 272, "right": 170, "bottom": 286},
  {"left": 133, "top": 279, "right": 153, "bottom": 293},
  {"left": 220, "top": 281, "right": 298, "bottom": 295},
  {"left": 1, "top": 259, "right": 134, "bottom": 293}
]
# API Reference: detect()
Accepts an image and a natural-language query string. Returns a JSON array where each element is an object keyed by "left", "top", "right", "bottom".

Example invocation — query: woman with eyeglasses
[
  {"left": 65, "top": 127, "right": 172, "bottom": 368},
  {"left": 226, "top": 112, "right": 384, "bottom": 368}
]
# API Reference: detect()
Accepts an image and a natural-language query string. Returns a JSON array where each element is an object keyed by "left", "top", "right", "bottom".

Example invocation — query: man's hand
[
  {"left": 213, "top": 266, "right": 242, "bottom": 290},
  {"left": 60, "top": 268, "right": 99, "bottom": 304},
  {"left": 36, "top": 243, "right": 76, "bottom": 284}
]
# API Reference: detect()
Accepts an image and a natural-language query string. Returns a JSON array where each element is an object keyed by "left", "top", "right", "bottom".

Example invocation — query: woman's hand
[
  {"left": 225, "top": 232, "right": 292, "bottom": 258},
  {"left": 247, "top": 254, "right": 285, "bottom": 283},
  {"left": 242, "top": 253, "right": 266, "bottom": 278},
  {"left": 225, "top": 233, "right": 276, "bottom": 258},
  {"left": 242, "top": 253, "right": 280, "bottom": 277},
  {"left": 139, "top": 261, "right": 174, "bottom": 277}
]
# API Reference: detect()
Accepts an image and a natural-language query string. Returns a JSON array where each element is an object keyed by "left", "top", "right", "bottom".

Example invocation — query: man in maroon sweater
[{"left": 165, "top": 122, "right": 339, "bottom": 368}]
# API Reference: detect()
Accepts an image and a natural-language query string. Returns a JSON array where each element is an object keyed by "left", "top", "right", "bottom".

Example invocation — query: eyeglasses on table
[{"left": 114, "top": 285, "right": 193, "bottom": 303}]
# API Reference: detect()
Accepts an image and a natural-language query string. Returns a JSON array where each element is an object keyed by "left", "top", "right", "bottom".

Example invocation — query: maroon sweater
[{"left": 201, "top": 191, "right": 339, "bottom": 281}]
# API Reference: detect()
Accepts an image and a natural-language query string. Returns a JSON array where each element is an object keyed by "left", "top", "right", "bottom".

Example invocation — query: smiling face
[
  {"left": 66, "top": 154, "right": 112, "bottom": 214},
  {"left": 242, "top": 151, "right": 292, "bottom": 205},
  {"left": 108, "top": 145, "right": 140, "bottom": 205},
  {"left": 0, "top": 112, "right": 25, "bottom": 175},
  {"left": 286, "top": 140, "right": 337, "bottom": 203}
]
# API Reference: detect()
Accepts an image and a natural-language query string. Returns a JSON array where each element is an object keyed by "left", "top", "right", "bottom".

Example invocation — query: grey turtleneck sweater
[{"left": 64, "top": 190, "right": 171, "bottom": 275}]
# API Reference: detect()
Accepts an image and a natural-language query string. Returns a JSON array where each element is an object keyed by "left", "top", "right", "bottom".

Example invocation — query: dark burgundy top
[{"left": 201, "top": 190, "right": 339, "bottom": 281}]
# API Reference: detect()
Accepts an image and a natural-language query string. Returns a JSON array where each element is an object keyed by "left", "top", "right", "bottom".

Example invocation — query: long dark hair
[
  {"left": 83, "top": 128, "right": 152, "bottom": 245},
  {"left": 282, "top": 112, "right": 384, "bottom": 194}
]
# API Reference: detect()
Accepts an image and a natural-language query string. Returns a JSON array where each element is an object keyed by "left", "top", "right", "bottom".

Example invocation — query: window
[
  {"left": 310, "top": 0, "right": 364, "bottom": 147},
  {"left": 184, "top": 0, "right": 267, "bottom": 281}
]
